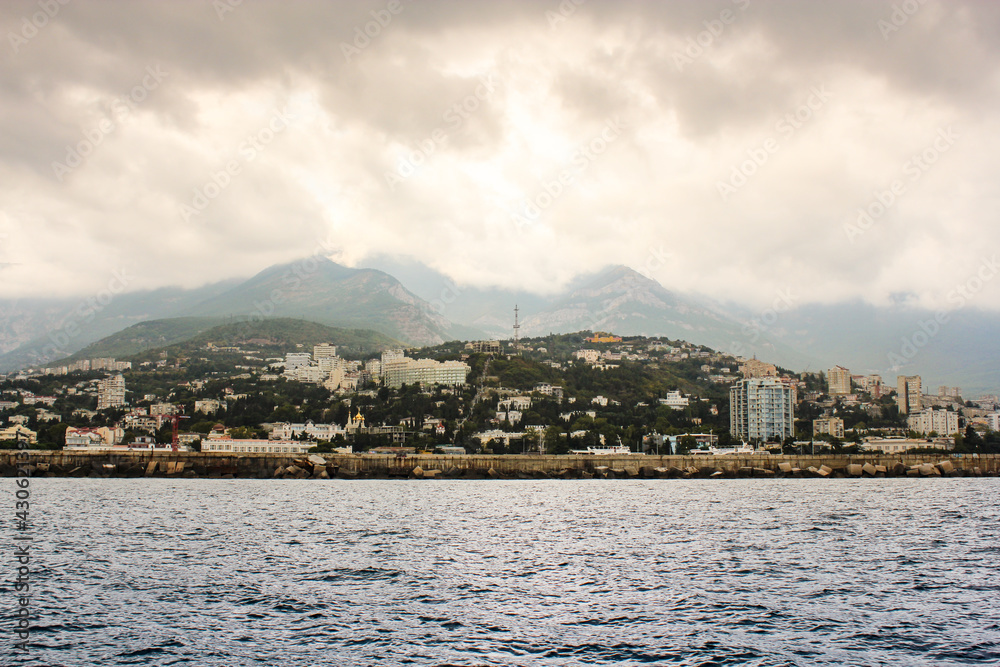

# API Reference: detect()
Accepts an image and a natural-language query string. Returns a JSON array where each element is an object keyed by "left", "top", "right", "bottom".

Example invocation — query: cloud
[{"left": 0, "top": 0, "right": 997, "bottom": 313}]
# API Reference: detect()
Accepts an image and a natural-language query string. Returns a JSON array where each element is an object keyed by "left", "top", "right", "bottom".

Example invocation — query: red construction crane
[{"left": 166, "top": 412, "right": 190, "bottom": 451}]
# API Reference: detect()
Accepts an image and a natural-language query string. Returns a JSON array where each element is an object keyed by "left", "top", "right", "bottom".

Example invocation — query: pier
[{"left": 3, "top": 450, "right": 999, "bottom": 479}]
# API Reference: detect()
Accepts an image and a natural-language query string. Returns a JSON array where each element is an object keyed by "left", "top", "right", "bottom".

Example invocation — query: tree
[
  {"left": 154, "top": 424, "right": 173, "bottom": 445},
  {"left": 37, "top": 423, "right": 69, "bottom": 450},
  {"left": 544, "top": 425, "right": 568, "bottom": 454},
  {"left": 189, "top": 420, "right": 216, "bottom": 434},
  {"left": 963, "top": 425, "right": 983, "bottom": 452},
  {"left": 676, "top": 435, "right": 697, "bottom": 455}
]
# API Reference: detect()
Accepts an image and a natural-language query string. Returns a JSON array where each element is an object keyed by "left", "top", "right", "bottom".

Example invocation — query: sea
[{"left": 4, "top": 478, "right": 999, "bottom": 666}]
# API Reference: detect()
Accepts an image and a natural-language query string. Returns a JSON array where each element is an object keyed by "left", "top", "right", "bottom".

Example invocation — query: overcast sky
[{"left": 1, "top": 0, "right": 997, "bottom": 312}]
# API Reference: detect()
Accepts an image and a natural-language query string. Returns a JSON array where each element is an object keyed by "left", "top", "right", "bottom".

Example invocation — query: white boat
[
  {"left": 692, "top": 442, "right": 763, "bottom": 456},
  {"left": 579, "top": 445, "right": 632, "bottom": 455},
  {"left": 571, "top": 436, "right": 633, "bottom": 455}
]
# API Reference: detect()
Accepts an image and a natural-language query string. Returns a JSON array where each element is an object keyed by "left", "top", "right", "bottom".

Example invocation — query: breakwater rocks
[{"left": 2, "top": 450, "right": 999, "bottom": 480}]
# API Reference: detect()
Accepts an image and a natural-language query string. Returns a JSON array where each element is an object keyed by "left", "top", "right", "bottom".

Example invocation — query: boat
[
  {"left": 691, "top": 441, "right": 765, "bottom": 456},
  {"left": 570, "top": 436, "right": 633, "bottom": 455}
]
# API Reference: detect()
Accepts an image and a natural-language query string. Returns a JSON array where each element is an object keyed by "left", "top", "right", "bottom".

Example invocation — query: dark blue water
[{"left": 4, "top": 478, "right": 999, "bottom": 666}]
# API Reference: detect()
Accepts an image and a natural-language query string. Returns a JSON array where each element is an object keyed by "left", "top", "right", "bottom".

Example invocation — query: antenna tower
[{"left": 513, "top": 304, "right": 521, "bottom": 355}]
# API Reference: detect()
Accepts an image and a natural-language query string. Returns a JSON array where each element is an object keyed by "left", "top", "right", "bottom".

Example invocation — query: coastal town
[{"left": 1, "top": 323, "right": 998, "bottom": 458}]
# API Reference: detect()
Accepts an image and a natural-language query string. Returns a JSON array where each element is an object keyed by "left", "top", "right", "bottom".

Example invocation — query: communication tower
[{"left": 513, "top": 305, "right": 521, "bottom": 355}]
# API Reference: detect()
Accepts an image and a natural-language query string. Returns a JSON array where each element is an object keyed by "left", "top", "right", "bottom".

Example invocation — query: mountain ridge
[{"left": 3, "top": 255, "right": 999, "bottom": 395}]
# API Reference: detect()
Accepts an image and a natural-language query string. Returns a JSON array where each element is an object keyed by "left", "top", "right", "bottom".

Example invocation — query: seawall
[{"left": 2, "top": 450, "right": 998, "bottom": 479}]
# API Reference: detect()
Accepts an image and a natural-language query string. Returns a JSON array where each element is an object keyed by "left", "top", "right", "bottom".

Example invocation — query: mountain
[
  {"left": 356, "top": 253, "right": 549, "bottom": 335},
  {"left": 743, "top": 302, "right": 1000, "bottom": 397},
  {"left": 516, "top": 266, "right": 813, "bottom": 366},
  {"left": 0, "top": 258, "right": 486, "bottom": 373},
  {"left": 359, "top": 259, "right": 823, "bottom": 366},
  {"left": 5, "top": 252, "right": 999, "bottom": 395},
  {"left": 183, "top": 258, "right": 484, "bottom": 346},
  {"left": 0, "top": 281, "right": 240, "bottom": 372},
  {"left": 355, "top": 258, "right": 1000, "bottom": 395}
]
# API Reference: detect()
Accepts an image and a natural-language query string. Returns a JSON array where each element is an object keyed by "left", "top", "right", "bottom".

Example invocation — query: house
[
  {"left": 0, "top": 424, "right": 36, "bottom": 444},
  {"left": 659, "top": 390, "right": 690, "bottom": 410},
  {"left": 65, "top": 426, "right": 123, "bottom": 448},
  {"left": 194, "top": 399, "right": 222, "bottom": 415}
]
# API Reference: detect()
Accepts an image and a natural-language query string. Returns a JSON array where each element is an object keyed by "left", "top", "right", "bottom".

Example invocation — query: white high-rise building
[
  {"left": 730, "top": 378, "right": 795, "bottom": 442},
  {"left": 382, "top": 357, "right": 470, "bottom": 388},
  {"left": 381, "top": 349, "right": 404, "bottom": 367},
  {"left": 907, "top": 408, "right": 959, "bottom": 436},
  {"left": 284, "top": 352, "right": 312, "bottom": 370},
  {"left": 97, "top": 374, "right": 126, "bottom": 410},
  {"left": 313, "top": 344, "right": 337, "bottom": 360}
]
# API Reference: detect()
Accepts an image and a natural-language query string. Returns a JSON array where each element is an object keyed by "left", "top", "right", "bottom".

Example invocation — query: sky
[{"left": 1, "top": 0, "right": 998, "bottom": 312}]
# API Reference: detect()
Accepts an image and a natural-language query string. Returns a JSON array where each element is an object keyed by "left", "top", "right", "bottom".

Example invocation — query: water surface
[{"left": 6, "top": 478, "right": 999, "bottom": 666}]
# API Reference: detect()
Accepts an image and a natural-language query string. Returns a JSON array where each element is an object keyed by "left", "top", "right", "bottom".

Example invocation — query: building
[
  {"left": 828, "top": 366, "right": 851, "bottom": 396},
  {"left": 664, "top": 432, "right": 719, "bottom": 451},
  {"left": 574, "top": 349, "right": 600, "bottom": 364},
  {"left": 149, "top": 403, "right": 178, "bottom": 416},
  {"left": 313, "top": 344, "right": 337, "bottom": 360},
  {"left": 382, "top": 357, "right": 470, "bottom": 388},
  {"left": 270, "top": 421, "right": 346, "bottom": 441},
  {"left": 938, "top": 386, "right": 962, "bottom": 399},
  {"left": 21, "top": 394, "right": 56, "bottom": 406},
  {"left": 194, "top": 399, "right": 222, "bottom": 415},
  {"left": 813, "top": 417, "right": 845, "bottom": 439},
  {"left": 907, "top": 408, "right": 960, "bottom": 436},
  {"left": 990, "top": 413, "right": 1000, "bottom": 432},
  {"left": 96, "top": 374, "right": 126, "bottom": 410},
  {"left": 896, "top": 375, "right": 922, "bottom": 415},
  {"left": 739, "top": 358, "right": 778, "bottom": 379},
  {"left": 533, "top": 383, "right": 564, "bottom": 400},
  {"left": 35, "top": 409, "right": 61, "bottom": 422},
  {"left": 199, "top": 439, "right": 314, "bottom": 454},
  {"left": 466, "top": 340, "right": 501, "bottom": 355},
  {"left": 498, "top": 397, "right": 532, "bottom": 412},
  {"left": 285, "top": 365, "right": 328, "bottom": 384},
  {"left": 857, "top": 374, "right": 883, "bottom": 398},
  {"left": 730, "top": 378, "right": 795, "bottom": 442},
  {"left": 0, "top": 424, "right": 36, "bottom": 444},
  {"left": 381, "top": 349, "right": 405, "bottom": 366},
  {"left": 585, "top": 333, "right": 622, "bottom": 343},
  {"left": 861, "top": 438, "right": 953, "bottom": 454},
  {"left": 283, "top": 352, "right": 312, "bottom": 371},
  {"left": 658, "top": 390, "right": 690, "bottom": 410},
  {"left": 64, "top": 427, "right": 104, "bottom": 447},
  {"left": 64, "top": 426, "right": 124, "bottom": 448}
]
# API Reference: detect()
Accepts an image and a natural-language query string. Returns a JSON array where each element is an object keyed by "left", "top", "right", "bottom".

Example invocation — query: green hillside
[
  {"left": 58, "top": 317, "right": 226, "bottom": 364},
  {"left": 135, "top": 318, "right": 403, "bottom": 361}
]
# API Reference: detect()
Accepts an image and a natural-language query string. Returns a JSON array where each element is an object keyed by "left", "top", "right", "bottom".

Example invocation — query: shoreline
[{"left": 4, "top": 450, "right": 998, "bottom": 480}]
